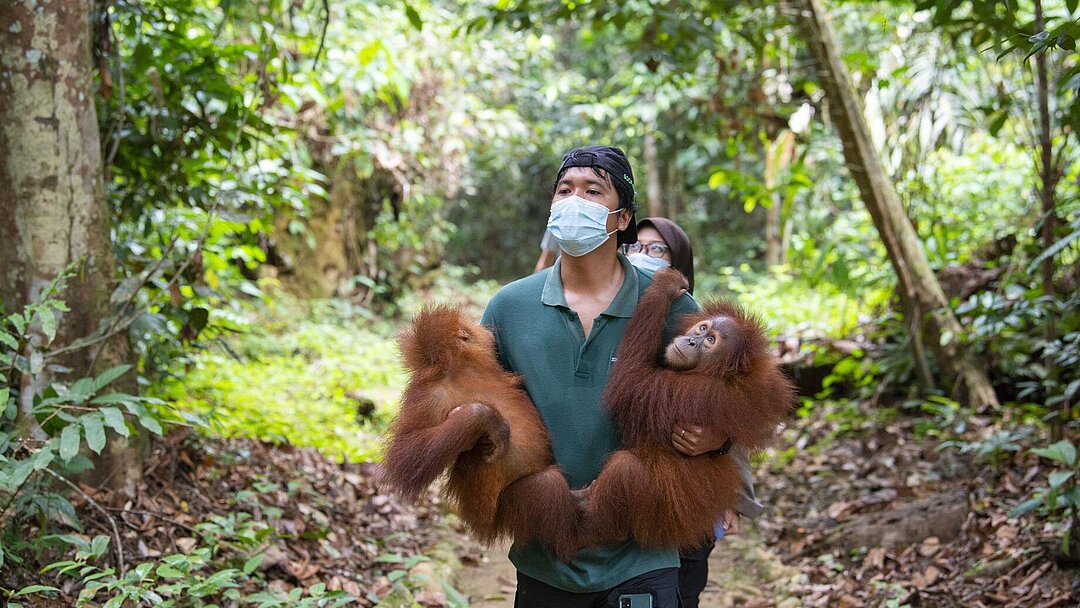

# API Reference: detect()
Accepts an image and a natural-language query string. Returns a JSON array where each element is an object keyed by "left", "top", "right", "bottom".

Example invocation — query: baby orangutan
[
  {"left": 582, "top": 267, "right": 795, "bottom": 550},
  {"left": 379, "top": 305, "right": 583, "bottom": 560}
]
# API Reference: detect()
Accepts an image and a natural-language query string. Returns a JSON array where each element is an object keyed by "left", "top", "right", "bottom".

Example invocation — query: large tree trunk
[
  {"left": 0, "top": 0, "right": 142, "bottom": 492},
  {"left": 792, "top": 0, "right": 999, "bottom": 410}
]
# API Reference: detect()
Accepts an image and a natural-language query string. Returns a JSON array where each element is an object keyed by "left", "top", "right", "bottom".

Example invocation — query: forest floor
[
  {"left": 452, "top": 396, "right": 1080, "bottom": 608},
  {"left": 14, "top": 395, "right": 1078, "bottom": 607}
]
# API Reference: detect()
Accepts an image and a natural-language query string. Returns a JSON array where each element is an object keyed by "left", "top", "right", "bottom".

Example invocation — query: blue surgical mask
[
  {"left": 627, "top": 252, "right": 671, "bottom": 274},
  {"left": 546, "top": 195, "right": 620, "bottom": 257}
]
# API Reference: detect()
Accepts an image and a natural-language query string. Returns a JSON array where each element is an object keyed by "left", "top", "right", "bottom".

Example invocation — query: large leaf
[
  {"left": 59, "top": 424, "right": 81, "bottom": 461},
  {"left": 83, "top": 414, "right": 107, "bottom": 455},
  {"left": 1032, "top": 441, "right": 1078, "bottom": 466}
]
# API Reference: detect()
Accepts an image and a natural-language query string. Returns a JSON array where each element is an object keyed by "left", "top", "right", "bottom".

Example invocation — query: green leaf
[
  {"left": 157, "top": 565, "right": 184, "bottom": 579},
  {"left": 92, "top": 364, "right": 132, "bottom": 392},
  {"left": 83, "top": 414, "right": 106, "bottom": 455},
  {"left": 91, "top": 393, "right": 135, "bottom": 405},
  {"left": 0, "top": 331, "right": 18, "bottom": 350},
  {"left": 91, "top": 535, "right": 110, "bottom": 558},
  {"left": 138, "top": 414, "right": 164, "bottom": 436},
  {"left": 8, "top": 313, "right": 27, "bottom": 336},
  {"left": 59, "top": 424, "right": 81, "bottom": 461},
  {"left": 359, "top": 41, "right": 383, "bottom": 65},
  {"left": 1009, "top": 497, "right": 1043, "bottom": 517},
  {"left": 1032, "top": 441, "right": 1077, "bottom": 465},
  {"left": 404, "top": 3, "right": 423, "bottom": 30},
  {"left": 1069, "top": 0, "right": 1078, "bottom": 14},
  {"left": 30, "top": 444, "right": 55, "bottom": 471},
  {"left": 40, "top": 308, "right": 58, "bottom": 344},
  {"left": 1027, "top": 227, "right": 1080, "bottom": 274},
  {"left": 101, "top": 407, "right": 129, "bottom": 437},
  {"left": 1048, "top": 470, "right": 1074, "bottom": 489},
  {"left": 15, "top": 585, "right": 60, "bottom": 596},
  {"left": 708, "top": 171, "right": 725, "bottom": 190},
  {"left": 243, "top": 553, "right": 264, "bottom": 574},
  {"left": 66, "top": 378, "right": 95, "bottom": 404}
]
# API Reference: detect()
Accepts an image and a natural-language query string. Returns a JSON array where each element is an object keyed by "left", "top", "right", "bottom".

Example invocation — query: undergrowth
[{"left": 156, "top": 295, "right": 406, "bottom": 463}]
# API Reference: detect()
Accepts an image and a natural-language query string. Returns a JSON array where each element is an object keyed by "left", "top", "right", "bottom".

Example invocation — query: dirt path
[{"left": 454, "top": 531, "right": 801, "bottom": 607}]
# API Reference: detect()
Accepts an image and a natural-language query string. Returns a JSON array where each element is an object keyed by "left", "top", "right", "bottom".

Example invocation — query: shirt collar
[{"left": 540, "top": 253, "right": 640, "bottom": 319}]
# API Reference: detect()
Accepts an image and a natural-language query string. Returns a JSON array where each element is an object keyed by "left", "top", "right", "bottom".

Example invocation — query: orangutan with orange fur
[
  {"left": 378, "top": 305, "right": 583, "bottom": 560},
  {"left": 582, "top": 267, "right": 795, "bottom": 550}
]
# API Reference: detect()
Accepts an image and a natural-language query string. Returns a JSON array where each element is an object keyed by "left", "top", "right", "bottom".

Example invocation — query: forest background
[{"left": 1, "top": 0, "right": 1078, "bottom": 605}]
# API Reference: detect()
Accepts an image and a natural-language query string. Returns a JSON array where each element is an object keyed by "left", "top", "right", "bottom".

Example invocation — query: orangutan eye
[
  {"left": 706, "top": 336, "right": 716, "bottom": 345},
  {"left": 699, "top": 324, "right": 707, "bottom": 332}
]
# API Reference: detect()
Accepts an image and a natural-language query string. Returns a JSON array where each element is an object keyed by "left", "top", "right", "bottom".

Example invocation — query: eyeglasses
[{"left": 621, "top": 242, "right": 670, "bottom": 258}]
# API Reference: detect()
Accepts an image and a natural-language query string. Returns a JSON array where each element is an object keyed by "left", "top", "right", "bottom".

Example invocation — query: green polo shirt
[{"left": 481, "top": 254, "right": 700, "bottom": 593}]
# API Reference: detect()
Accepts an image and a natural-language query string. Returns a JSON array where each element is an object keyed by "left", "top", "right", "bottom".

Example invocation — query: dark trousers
[
  {"left": 515, "top": 567, "right": 681, "bottom": 608},
  {"left": 677, "top": 539, "right": 715, "bottom": 608}
]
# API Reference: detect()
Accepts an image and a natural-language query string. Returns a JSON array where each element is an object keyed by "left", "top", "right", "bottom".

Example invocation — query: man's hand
[
  {"left": 672, "top": 423, "right": 730, "bottom": 456},
  {"left": 720, "top": 510, "right": 740, "bottom": 535}
]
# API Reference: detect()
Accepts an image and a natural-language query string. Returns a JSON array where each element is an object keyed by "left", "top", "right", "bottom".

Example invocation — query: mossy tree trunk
[
  {"left": 792, "top": 0, "right": 1000, "bottom": 411},
  {"left": 0, "top": 0, "right": 142, "bottom": 493}
]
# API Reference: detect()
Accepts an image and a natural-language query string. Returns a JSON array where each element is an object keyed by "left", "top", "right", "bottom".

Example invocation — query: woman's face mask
[
  {"left": 546, "top": 195, "right": 621, "bottom": 257},
  {"left": 627, "top": 252, "right": 671, "bottom": 274}
]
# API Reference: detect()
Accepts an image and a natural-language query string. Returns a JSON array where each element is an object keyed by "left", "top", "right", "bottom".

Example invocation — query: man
[{"left": 482, "top": 146, "right": 699, "bottom": 607}]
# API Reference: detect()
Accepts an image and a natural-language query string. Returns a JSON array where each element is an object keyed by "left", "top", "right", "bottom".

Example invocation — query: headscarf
[{"left": 637, "top": 217, "right": 695, "bottom": 294}]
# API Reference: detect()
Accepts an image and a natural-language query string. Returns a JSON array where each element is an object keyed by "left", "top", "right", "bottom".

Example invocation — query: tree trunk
[
  {"left": 1033, "top": 0, "right": 1066, "bottom": 440},
  {"left": 643, "top": 126, "right": 665, "bottom": 218},
  {"left": 792, "top": 0, "right": 1000, "bottom": 411},
  {"left": 764, "top": 130, "right": 795, "bottom": 267},
  {"left": 0, "top": 0, "right": 142, "bottom": 492}
]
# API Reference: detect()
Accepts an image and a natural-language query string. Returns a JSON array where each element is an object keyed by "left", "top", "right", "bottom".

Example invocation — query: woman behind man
[{"left": 622, "top": 217, "right": 764, "bottom": 608}]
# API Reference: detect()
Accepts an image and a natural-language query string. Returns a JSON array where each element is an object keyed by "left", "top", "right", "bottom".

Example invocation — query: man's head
[{"left": 552, "top": 146, "right": 637, "bottom": 245}]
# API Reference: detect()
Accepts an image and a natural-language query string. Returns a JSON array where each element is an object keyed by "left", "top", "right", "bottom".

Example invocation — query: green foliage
[
  {"left": 18, "top": 520, "right": 353, "bottom": 607},
  {"left": 1010, "top": 439, "right": 1080, "bottom": 556},
  {"left": 939, "top": 427, "right": 1033, "bottom": 467},
  {"left": 957, "top": 287, "right": 1080, "bottom": 420},
  {"left": 0, "top": 279, "right": 172, "bottom": 588},
  {"left": 97, "top": 0, "right": 326, "bottom": 375},
  {"left": 696, "top": 266, "right": 888, "bottom": 339},
  {"left": 157, "top": 297, "right": 405, "bottom": 462}
]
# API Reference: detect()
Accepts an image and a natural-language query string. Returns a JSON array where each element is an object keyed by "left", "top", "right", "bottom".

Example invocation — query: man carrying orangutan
[{"left": 481, "top": 145, "right": 736, "bottom": 608}]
